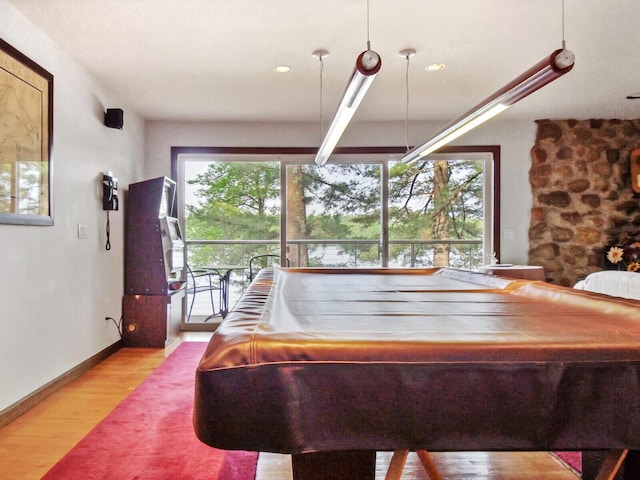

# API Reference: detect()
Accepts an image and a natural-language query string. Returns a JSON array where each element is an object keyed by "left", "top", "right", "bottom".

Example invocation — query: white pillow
[{"left": 575, "top": 270, "right": 640, "bottom": 301}]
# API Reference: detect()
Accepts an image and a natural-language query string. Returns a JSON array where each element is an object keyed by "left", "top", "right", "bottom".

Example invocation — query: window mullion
[{"left": 381, "top": 159, "right": 389, "bottom": 267}]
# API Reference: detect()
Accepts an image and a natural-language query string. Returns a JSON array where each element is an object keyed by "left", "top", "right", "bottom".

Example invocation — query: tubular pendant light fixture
[
  {"left": 402, "top": 0, "right": 575, "bottom": 164},
  {"left": 402, "top": 48, "right": 574, "bottom": 164},
  {"left": 315, "top": 1, "right": 382, "bottom": 166}
]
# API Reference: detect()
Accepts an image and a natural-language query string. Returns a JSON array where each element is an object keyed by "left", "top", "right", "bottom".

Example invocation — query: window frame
[{"left": 171, "top": 145, "right": 501, "bottom": 266}]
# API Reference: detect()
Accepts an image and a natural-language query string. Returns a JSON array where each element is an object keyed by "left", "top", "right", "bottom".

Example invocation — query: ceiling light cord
[
  {"left": 313, "top": 49, "right": 330, "bottom": 144},
  {"left": 399, "top": 48, "right": 416, "bottom": 152},
  {"left": 366, "top": 0, "right": 371, "bottom": 50},
  {"left": 561, "top": 0, "right": 566, "bottom": 49},
  {"left": 404, "top": 53, "right": 410, "bottom": 152},
  {"left": 319, "top": 55, "right": 324, "bottom": 142}
]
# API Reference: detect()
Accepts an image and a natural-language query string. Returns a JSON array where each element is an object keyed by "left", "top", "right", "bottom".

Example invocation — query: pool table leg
[
  {"left": 291, "top": 450, "right": 376, "bottom": 480},
  {"left": 583, "top": 449, "right": 640, "bottom": 480}
]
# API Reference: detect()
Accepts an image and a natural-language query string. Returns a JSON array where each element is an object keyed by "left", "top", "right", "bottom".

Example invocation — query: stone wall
[{"left": 528, "top": 119, "right": 640, "bottom": 286}]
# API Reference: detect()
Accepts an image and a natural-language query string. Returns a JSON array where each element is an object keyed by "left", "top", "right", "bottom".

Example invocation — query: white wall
[
  {"left": 146, "top": 118, "right": 537, "bottom": 264},
  {"left": 0, "top": 0, "right": 145, "bottom": 412}
]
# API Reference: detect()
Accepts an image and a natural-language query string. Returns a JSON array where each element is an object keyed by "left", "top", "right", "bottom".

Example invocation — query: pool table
[{"left": 194, "top": 267, "right": 640, "bottom": 479}]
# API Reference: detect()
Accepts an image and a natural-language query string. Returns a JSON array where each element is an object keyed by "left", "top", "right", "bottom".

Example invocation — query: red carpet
[
  {"left": 554, "top": 451, "right": 582, "bottom": 474},
  {"left": 42, "top": 342, "right": 258, "bottom": 480}
]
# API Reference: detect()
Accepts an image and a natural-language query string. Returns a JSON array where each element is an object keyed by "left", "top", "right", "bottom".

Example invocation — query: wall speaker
[{"left": 104, "top": 108, "right": 124, "bottom": 129}]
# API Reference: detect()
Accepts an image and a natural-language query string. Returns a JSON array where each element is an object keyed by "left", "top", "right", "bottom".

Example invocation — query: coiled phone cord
[{"left": 105, "top": 211, "right": 111, "bottom": 251}]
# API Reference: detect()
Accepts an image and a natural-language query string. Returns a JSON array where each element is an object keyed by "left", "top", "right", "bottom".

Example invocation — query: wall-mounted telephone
[{"left": 103, "top": 171, "right": 119, "bottom": 211}]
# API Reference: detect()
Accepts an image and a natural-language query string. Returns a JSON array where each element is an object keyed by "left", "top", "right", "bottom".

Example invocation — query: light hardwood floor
[{"left": 0, "top": 333, "right": 578, "bottom": 479}]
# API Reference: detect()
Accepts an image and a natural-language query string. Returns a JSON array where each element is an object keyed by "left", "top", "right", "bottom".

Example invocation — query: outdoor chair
[{"left": 186, "top": 264, "right": 221, "bottom": 322}]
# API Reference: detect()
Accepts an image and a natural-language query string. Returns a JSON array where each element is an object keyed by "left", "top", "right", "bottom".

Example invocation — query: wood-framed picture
[{"left": 0, "top": 38, "right": 54, "bottom": 225}]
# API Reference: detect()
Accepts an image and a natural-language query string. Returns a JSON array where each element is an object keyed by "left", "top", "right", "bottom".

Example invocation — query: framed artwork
[{"left": 0, "top": 38, "right": 54, "bottom": 225}]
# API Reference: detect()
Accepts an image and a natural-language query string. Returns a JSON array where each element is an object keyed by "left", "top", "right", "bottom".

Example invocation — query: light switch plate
[{"left": 78, "top": 224, "right": 88, "bottom": 239}]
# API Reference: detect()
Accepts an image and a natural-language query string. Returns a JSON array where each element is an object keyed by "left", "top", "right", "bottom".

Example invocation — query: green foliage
[
  {"left": 185, "top": 162, "right": 280, "bottom": 267},
  {"left": 388, "top": 159, "right": 483, "bottom": 242},
  {"left": 184, "top": 157, "right": 485, "bottom": 269},
  {"left": 302, "top": 164, "right": 380, "bottom": 216},
  {"left": 186, "top": 162, "right": 280, "bottom": 241}
]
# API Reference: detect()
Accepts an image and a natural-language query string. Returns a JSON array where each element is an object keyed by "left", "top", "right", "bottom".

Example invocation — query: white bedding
[{"left": 574, "top": 270, "right": 640, "bottom": 300}]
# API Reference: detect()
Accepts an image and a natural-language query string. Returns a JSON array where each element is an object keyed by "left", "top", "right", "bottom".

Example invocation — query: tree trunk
[
  {"left": 286, "top": 165, "right": 309, "bottom": 267},
  {"left": 433, "top": 160, "right": 450, "bottom": 267}
]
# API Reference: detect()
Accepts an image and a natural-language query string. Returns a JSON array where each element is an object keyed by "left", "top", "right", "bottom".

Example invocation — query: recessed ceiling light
[
  {"left": 627, "top": 93, "right": 640, "bottom": 99},
  {"left": 425, "top": 63, "right": 446, "bottom": 72},
  {"left": 273, "top": 65, "right": 291, "bottom": 73}
]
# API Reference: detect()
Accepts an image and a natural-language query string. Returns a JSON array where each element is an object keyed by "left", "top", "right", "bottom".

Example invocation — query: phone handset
[{"left": 102, "top": 171, "right": 119, "bottom": 211}]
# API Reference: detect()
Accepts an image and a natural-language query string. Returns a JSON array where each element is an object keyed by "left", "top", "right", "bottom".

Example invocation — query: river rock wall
[{"left": 528, "top": 119, "right": 640, "bottom": 286}]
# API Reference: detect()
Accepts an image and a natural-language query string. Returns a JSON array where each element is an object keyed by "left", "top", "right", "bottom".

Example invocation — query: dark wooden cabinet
[
  {"left": 122, "top": 291, "right": 183, "bottom": 348},
  {"left": 123, "top": 177, "right": 185, "bottom": 347}
]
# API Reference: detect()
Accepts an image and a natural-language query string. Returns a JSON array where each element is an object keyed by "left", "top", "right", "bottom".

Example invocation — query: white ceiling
[{"left": 7, "top": 0, "right": 640, "bottom": 124}]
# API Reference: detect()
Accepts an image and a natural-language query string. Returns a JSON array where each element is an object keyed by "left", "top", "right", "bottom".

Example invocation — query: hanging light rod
[
  {"left": 402, "top": 48, "right": 575, "bottom": 164},
  {"left": 314, "top": 49, "right": 381, "bottom": 166}
]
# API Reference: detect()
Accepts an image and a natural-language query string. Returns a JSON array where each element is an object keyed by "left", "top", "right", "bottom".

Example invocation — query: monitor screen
[{"left": 158, "top": 178, "right": 176, "bottom": 218}]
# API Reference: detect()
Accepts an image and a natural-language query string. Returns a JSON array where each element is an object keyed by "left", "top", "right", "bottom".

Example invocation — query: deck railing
[{"left": 186, "top": 238, "right": 483, "bottom": 269}]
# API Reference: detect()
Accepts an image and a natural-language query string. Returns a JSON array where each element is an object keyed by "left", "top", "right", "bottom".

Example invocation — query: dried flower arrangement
[{"left": 606, "top": 242, "right": 640, "bottom": 272}]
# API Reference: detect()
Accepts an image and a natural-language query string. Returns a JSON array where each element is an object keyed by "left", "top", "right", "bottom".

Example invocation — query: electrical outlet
[{"left": 78, "top": 224, "right": 88, "bottom": 239}]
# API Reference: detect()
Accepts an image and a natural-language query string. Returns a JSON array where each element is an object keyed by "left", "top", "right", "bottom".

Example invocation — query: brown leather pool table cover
[{"left": 194, "top": 267, "right": 640, "bottom": 454}]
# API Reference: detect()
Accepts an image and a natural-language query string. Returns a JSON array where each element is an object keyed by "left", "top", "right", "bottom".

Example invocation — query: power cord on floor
[{"left": 105, "top": 315, "right": 123, "bottom": 337}]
